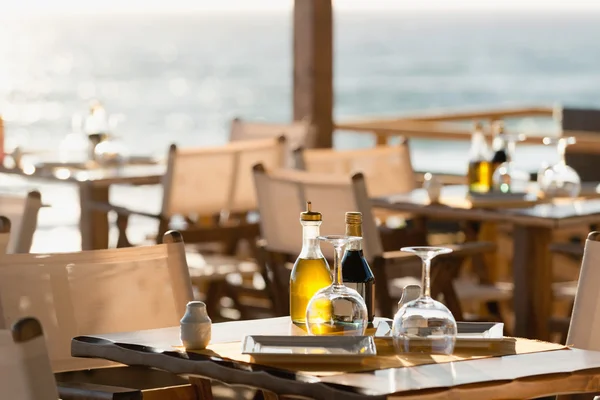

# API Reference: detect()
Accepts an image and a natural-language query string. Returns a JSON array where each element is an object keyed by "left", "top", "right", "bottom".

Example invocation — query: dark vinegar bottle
[{"left": 341, "top": 211, "right": 376, "bottom": 322}]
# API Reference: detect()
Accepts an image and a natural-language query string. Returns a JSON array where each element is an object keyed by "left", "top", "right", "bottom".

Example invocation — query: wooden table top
[
  {"left": 0, "top": 162, "right": 165, "bottom": 187},
  {"left": 71, "top": 317, "right": 600, "bottom": 400},
  {"left": 374, "top": 184, "right": 600, "bottom": 229}
]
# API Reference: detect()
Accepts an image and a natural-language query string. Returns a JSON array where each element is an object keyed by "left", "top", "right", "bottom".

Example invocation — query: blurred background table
[
  {"left": 0, "top": 161, "right": 165, "bottom": 250},
  {"left": 373, "top": 191, "right": 600, "bottom": 340}
]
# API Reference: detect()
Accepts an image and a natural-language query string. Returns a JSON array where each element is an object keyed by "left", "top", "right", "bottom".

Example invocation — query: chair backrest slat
[
  {"left": 0, "top": 231, "right": 193, "bottom": 372},
  {"left": 0, "top": 317, "right": 59, "bottom": 400},
  {"left": 0, "top": 191, "right": 42, "bottom": 253},
  {"left": 230, "top": 118, "right": 315, "bottom": 167},
  {"left": 161, "top": 138, "right": 285, "bottom": 218},
  {"left": 252, "top": 165, "right": 383, "bottom": 260},
  {"left": 294, "top": 144, "right": 416, "bottom": 198}
]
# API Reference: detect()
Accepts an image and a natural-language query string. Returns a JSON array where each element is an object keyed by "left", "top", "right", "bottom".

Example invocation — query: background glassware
[
  {"left": 94, "top": 136, "right": 130, "bottom": 167},
  {"left": 305, "top": 235, "right": 368, "bottom": 336},
  {"left": 392, "top": 246, "right": 457, "bottom": 355},
  {"left": 538, "top": 137, "right": 581, "bottom": 199},
  {"left": 59, "top": 114, "right": 90, "bottom": 163},
  {"left": 423, "top": 172, "right": 442, "bottom": 203},
  {"left": 491, "top": 133, "right": 530, "bottom": 193}
]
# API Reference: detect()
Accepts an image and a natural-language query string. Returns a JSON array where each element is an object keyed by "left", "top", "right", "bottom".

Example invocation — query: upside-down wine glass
[
  {"left": 392, "top": 246, "right": 457, "bottom": 354},
  {"left": 305, "top": 235, "right": 368, "bottom": 336},
  {"left": 538, "top": 137, "right": 581, "bottom": 199},
  {"left": 492, "top": 133, "right": 531, "bottom": 193}
]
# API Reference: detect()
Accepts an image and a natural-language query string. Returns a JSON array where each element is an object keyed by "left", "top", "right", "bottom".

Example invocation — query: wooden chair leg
[
  {"left": 116, "top": 214, "right": 132, "bottom": 248},
  {"left": 204, "top": 282, "right": 225, "bottom": 321},
  {"left": 431, "top": 258, "right": 465, "bottom": 321},
  {"left": 189, "top": 377, "right": 213, "bottom": 400}
]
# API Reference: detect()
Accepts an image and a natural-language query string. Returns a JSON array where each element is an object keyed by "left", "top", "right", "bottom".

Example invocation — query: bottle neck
[
  {"left": 345, "top": 223, "right": 363, "bottom": 251},
  {"left": 299, "top": 221, "right": 324, "bottom": 258},
  {"left": 493, "top": 134, "right": 507, "bottom": 152},
  {"left": 469, "top": 131, "right": 489, "bottom": 161}
]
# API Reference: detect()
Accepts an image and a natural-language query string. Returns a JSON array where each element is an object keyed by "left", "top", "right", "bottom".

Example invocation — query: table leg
[
  {"left": 513, "top": 225, "right": 552, "bottom": 340},
  {"left": 79, "top": 183, "right": 110, "bottom": 250}
]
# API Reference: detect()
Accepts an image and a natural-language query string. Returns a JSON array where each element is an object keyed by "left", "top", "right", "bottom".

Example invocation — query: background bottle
[
  {"left": 467, "top": 122, "right": 493, "bottom": 193},
  {"left": 289, "top": 202, "right": 332, "bottom": 325},
  {"left": 341, "top": 212, "right": 375, "bottom": 322},
  {"left": 490, "top": 121, "right": 508, "bottom": 174}
]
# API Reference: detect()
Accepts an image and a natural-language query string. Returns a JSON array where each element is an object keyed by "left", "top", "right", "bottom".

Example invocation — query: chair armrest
[
  {"left": 57, "top": 381, "right": 142, "bottom": 400},
  {"left": 88, "top": 201, "right": 163, "bottom": 220},
  {"left": 549, "top": 242, "right": 584, "bottom": 258}
]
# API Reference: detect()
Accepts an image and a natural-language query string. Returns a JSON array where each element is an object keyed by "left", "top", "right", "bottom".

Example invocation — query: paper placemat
[{"left": 180, "top": 337, "right": 566, "bottom": 377}]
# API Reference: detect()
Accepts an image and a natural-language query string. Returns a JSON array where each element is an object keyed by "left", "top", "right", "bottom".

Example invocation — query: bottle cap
[
  {"left": 300, "top": 201, "right": 322, "bottom": 221},
  {"left": 345, "top": 211, "right": 362, "bottom": 225}
]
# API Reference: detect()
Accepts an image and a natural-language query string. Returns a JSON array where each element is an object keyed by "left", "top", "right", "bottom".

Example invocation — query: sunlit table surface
[{"left": 71, "top": 317, "right": 600, "bottom": 400}]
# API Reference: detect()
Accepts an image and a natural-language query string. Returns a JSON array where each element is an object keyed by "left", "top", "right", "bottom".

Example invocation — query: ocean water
[{"left": 1, "top": 10, "right": 599, "bottom": 250}]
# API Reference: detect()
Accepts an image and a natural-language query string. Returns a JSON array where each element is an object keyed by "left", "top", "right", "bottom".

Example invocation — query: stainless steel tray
[
  {"left": 375, "top": 320, "right": 504, "bottom": 339},
  {"left": 241, "top": 335, "right": 377, "bottom": 364},
  {"left": 375, "top": 320, "right": 509, "bottom": 350}
]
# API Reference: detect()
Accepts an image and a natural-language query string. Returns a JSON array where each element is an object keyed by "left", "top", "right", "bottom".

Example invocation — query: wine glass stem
[
  {"left": 421, "top": 257, "right": 432, "bottom": 298},
  {"left": 507, "top": 139, "right": 516, "bottom": 163},
  {"left": 557, "top": 140, "right": 567, "bottom": 165},
  {"left": 333, "top": 243, "right": 344, "bottom": 287}
]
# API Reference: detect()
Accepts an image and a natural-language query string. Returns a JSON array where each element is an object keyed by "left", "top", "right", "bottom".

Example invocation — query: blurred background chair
[
  {"left": 252, "top": 163, "right": 496, "bottom": 319},
  {"left": 91, "top": 137, "right": 286, "bottom": 321},
  {"left": 0, "top": 191, "right": 41, "bottom": 253},
  {"left": 0, "top": 317, "right": 59, "bottom": 400},
  {"left": 0, "top": 231, "right": 196, "bottom": 398},
  {"left": 291, "top": 145, "right": 511, "bottom": 324},
  {"left": 229, "top": 117, "right": 315, "bottom": 167},
  {"left": 562, "top": 107, "right": 600, "bottom": 183}
]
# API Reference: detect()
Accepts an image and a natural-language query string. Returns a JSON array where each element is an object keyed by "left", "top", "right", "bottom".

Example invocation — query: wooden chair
[
  {"left": 293, "top": 143, "right": 416, "bottom": 197},
  {"left": 91, "top": 138, "right": 285, "bottom": 320},
  {"left": 0, "top": 317, "right": 59, "bottom": 400},
  {"left": 252, "top": 164, "right": 495, "bottom": 319},
  {"left": 94, "top": 137, "right": 285, "bottom": 246},
  {"left": 554, "top": 232, "right": 600, "bottom": 400},
  {"left": 0, "top": 191, "right": 42, "bottom": 253},
  {"left": 0, "top": 231, "right": 198, "bottom": 399},
  {"left": 293, "top": 143, "right": 464, "bottom": 241},
  {"left": 561, "top": 107, "right": 600, "bottom": 183},
  {"left": 229, "top": 117, "right": 315, "bottom": 167}
]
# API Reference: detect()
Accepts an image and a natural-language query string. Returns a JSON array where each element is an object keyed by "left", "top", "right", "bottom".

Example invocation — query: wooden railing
[{"left": 335, "top": 105, "right": 600, "bottom": 154}]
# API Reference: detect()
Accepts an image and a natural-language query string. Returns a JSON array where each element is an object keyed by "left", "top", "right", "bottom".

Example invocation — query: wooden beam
[{"left": 293, "top": 0, "right": 333, "bottom": 148}]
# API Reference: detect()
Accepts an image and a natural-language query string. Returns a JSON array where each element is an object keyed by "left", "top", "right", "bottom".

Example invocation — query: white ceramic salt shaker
[
  {"left": 423, "top": 172, "right": 442, "bottom": 204},
  {"left": 180, "top": 301, "right": 211, "bottom": 350}
]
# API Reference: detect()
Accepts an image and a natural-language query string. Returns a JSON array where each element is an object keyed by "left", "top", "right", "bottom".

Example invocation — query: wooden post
[{"left": 293, "top": 0, "right": 333, "bottom": 148}]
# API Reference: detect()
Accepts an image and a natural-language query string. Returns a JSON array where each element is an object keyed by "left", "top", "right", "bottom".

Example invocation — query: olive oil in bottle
[
  {"left": 468, "top": 122, "right": 493, "bottom": 193},
  {"left": 290, "top": 202, "right": 332, "bottom": 325},
  {"left": 341, "top": 212, "right": 375, "bottom": 322}
]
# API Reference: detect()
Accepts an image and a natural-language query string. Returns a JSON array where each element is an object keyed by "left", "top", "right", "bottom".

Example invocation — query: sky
[{"left": 4, "top": 0, "right": 600, "bottom": 14}]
